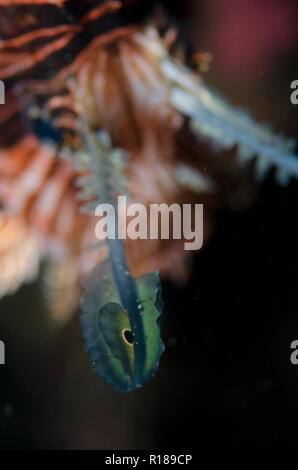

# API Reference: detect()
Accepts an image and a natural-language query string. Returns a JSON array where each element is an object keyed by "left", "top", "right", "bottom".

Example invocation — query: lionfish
[{"left": 0, "top": 0, "right": 297, "bottom": 391}]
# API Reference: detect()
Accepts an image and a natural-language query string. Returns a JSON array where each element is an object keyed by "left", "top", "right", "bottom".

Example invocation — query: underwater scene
[{"left": 0, "top": 0, "right": 298, "bottom": 452}]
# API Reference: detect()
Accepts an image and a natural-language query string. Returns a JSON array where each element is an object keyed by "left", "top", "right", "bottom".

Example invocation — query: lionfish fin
[
  {"left": 162, "top": 58, "right": 298, "bottom": 184},
  {"left": 0, "top": 217, "right": 41, "bottom": 299},
  {"left": 73, "top": 129, "right": 129, "bottom": 214}
]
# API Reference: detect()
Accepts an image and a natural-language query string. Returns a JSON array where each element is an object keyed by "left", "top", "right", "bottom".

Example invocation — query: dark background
[{"left": 1, "top": 0, "right": 298, "bottom": 450}]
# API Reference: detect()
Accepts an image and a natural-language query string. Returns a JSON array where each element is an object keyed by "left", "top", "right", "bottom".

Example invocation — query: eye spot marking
[{"left": 123, "top": 329, "right": 134, "bottom": 345}]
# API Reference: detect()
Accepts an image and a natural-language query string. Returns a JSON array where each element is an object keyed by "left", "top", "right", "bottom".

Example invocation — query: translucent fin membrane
[{"left": 80, "top": 260, "right": 164, "bottom": 392}]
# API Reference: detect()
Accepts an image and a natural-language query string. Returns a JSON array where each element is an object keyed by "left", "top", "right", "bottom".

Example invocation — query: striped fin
[{"left": 0, "top": 0, "right": 149, "bottom": 81}]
